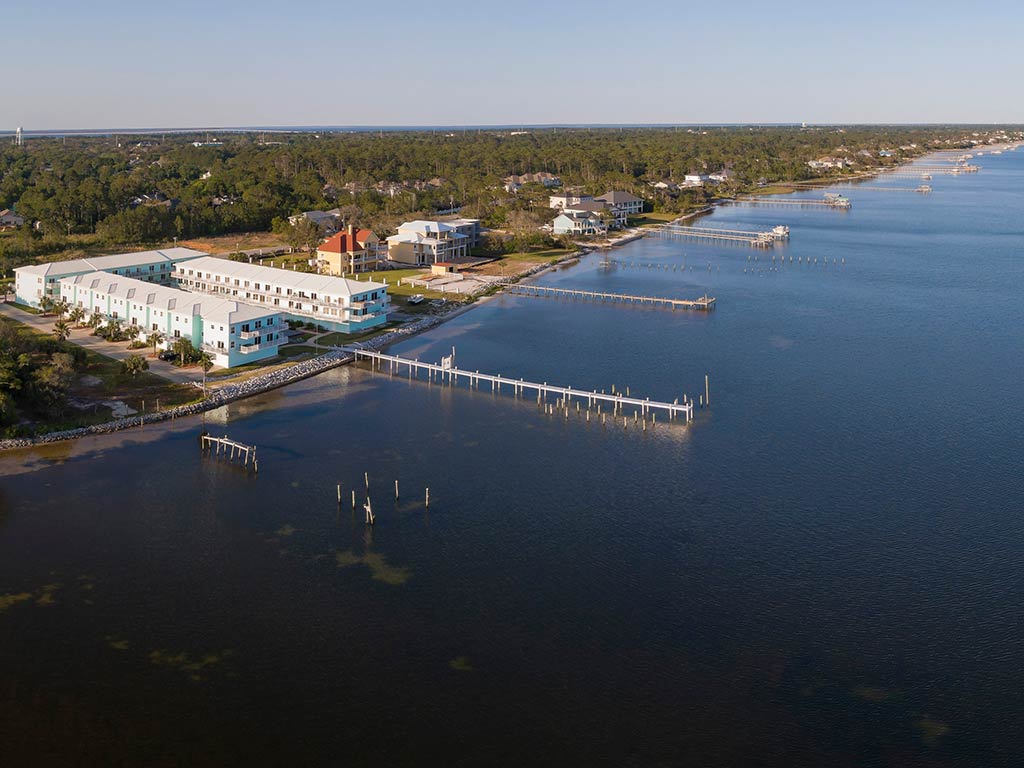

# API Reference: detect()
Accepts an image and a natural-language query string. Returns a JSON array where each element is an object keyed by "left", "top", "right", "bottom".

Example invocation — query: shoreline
[
  {"left": 0, "top": 249, "right": 589, "bottom": 453},
  {"left": 0, "top": 147, "right": 997, "bottom": 453}
]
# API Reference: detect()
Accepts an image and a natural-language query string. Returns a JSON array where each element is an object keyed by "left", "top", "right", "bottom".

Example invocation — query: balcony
[
  {"left": 238, "top": 326, "right": 275, "bottom": 340},
  {"left": 239, "top": 342, "right": 272, "bottom": 355}
]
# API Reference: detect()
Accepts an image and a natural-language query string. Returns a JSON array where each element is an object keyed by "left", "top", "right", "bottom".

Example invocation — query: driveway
[{"left": 0, "top": 301, "right": 203, "bottom": 385}]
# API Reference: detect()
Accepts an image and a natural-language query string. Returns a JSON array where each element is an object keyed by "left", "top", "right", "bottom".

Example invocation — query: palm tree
[
  {"left": 39, "top": 294, "right": 55, "bottom": 315},
  {"left": 199, "top": 352, "right": 214, "bottom": 394},
  {"left": 52, "top": 297, "right": 69, "bottom": 319},
  {"left": 121, "top": 354, "right": 149, "bottom": 378},
  {"left": 104, "top": 318, "right": 123, "bottom": 341},
  {"left": 149, "top": 329, "right": 165, "bottom": 356},
  {"left": 68, "top": 306, "right": 85, "bottom": 328},
  {"left": 53, "top": 320, "right": 71, "bottom": 342}
]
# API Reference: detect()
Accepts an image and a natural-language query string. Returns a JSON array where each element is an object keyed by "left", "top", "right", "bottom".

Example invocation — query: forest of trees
[{"left": 0, "top": 124, "right": 1004, "bottom": 272}]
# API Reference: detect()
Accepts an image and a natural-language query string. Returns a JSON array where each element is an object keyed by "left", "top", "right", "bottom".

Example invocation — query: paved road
[{"left": 0, "top": 301, "right": 203, "bottom": 385}]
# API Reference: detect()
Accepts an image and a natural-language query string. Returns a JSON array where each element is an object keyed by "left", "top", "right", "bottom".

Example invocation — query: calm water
[{"left": 1, "top": 155, "right": 1022, "bottom": 767}]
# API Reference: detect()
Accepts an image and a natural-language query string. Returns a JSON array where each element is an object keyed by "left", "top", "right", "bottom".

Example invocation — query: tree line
[{"left": 0, "top": 125, "right": 1004, "bottom": 270}]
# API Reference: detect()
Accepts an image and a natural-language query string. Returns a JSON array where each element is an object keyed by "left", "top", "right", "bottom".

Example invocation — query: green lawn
[
  {"left": 5, "top": 301, "right": 42, "bottom": 315},
  {"left": 0, "top": 314, "right": 199, "bottom": 432},
  {"left": 357, "top": 269, "right": 453, "bottom": 300},
  {"left": 276, "top": 345, "right": 318, "bottom": 358},
  {"left": 316, "top": 321, "right": 403, "bottom": 347},
  {"left": 628, "top": 213, "right": 678, "bottom": 227},
  {"left": 494, "top": 248, "right": 572, "bottom": 264}
]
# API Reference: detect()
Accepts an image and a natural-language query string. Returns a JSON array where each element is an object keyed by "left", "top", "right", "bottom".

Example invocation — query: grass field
[
  {"left": 176, "top": 232, "right": 288, "bottom": 254},
  {"left": 0, "top": 315, "right": 199, "bottom": 432},
  {"left": 494, "top": 248, "right": 571, "bottom": 264},
  {"left": 628, "top": 213, "right": 678, "bottom": 227},
  {"left": 361, "top": 269, "right": 450, "bottom": 300}
]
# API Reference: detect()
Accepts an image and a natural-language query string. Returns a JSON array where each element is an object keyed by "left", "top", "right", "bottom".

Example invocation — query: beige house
[
  {"left": 316, "top": 225, "right": 384, "bottom": 275},
  {"left": 386, "top": 220, "right": 471, "bottom": 266}
]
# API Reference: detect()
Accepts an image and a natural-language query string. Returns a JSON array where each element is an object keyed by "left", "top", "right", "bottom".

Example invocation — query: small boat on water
[{"left": 407, "top": 294, "right": 425, "bottom": 305}]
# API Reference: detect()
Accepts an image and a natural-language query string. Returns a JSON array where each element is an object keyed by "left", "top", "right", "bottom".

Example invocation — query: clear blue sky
[{"left": 5, "top": 0, "right": 1023, "bottom": 129}]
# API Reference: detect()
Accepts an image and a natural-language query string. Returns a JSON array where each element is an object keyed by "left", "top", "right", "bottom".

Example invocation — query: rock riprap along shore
[{"left": 0, "top": 315, "right": 445, "bottom": 451}]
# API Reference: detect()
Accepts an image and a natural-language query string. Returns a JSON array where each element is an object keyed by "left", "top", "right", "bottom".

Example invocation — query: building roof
[
  {"left": 15, "top": 248, "right": 207, "bottom": 278},
  {"left": 554, "top": 210, "right": 603, "bottom": 223},
  {"left": 564, "top": 201, "right": 609, "bottom": 213},
  {"left": 293, "top": 210, "right": 339, "bottom": 224},
  {"left": 386, "top": 231, "right": 468, "bottom": 246},
  {"left": 397, "top": 220, "right": 457, "bottom": 235},
  {"left": 598, "top": 190, "right": 642, "bottom": 204},
  {"left": 64, "top": 271, "right": 273, "bottom": 324},
  {"left": 318, "top": 228, "right": 375, "bottom": 254},
  {"left": 179, "top": 256, "right": 386, "bottom": 299}
]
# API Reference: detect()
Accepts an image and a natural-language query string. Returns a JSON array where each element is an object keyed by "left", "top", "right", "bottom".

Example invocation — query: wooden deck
[
  {"left": 349, "top": 349, "right": 699, "bottom": 423},
  {"left": 502, "top": 283, "right": 715, "bottom": 311}
]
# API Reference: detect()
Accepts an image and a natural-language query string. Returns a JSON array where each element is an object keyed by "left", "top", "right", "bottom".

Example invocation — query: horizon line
[{"left": 3, "top": 121, "right": 1023, "bottom": 137}]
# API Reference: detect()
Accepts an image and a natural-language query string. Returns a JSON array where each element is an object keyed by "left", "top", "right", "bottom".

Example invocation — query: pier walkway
[
  {"left": 349, "top": 349, "right": 697, "bottom": 422},
  {"left": 501, "top": 282, "right": 715, "bottom": 311},
  {"left": 648, "top": 223, "right": 789, "bottom": 247},
  {"left": 729, "top": 194, "right": 850, "bottom": 209}
]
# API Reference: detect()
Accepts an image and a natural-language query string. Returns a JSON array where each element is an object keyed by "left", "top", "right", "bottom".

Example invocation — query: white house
[
  {"left": 288, "top": 210, "right": 342, "bottom": 231},
  {"left": 552, "top": 211, "right": 607, "bottom": 236},
  {"left": 58, "top": 272, "right": 283, "bottom": 368},
  {"left": 596, "top": 191, "right": 644, "bottom": 220},
  {"left": 549, "top": 192, "right": 594, "bottom": 210},
  {"left": 172, "top": 256, "right": 389, "bottom": 334},
  {"left": 14, "top": 248, "right": 207, "bottom": 308}
]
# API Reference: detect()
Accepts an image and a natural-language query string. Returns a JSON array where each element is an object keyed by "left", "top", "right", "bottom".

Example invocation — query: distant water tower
[{"left": 15, "top": 126, "right": 23, "bottom": 146}]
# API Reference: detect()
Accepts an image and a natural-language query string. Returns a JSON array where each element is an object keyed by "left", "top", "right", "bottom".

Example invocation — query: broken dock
[{"left": 200, "top": 433, "right": 259, "bottom": 472}]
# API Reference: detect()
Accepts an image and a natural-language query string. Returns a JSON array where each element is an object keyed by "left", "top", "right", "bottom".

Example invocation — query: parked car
[
  {"left": 407, "top": 294, "right": 425, "bottom": 305},
  {"left": 158, "top": 350, "right": 176, "bottom": 361}
]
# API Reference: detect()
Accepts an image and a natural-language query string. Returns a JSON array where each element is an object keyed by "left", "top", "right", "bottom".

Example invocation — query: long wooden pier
[
  {"left": 350, "top": 349, "right": 698, "bottom": 422},
  {"left": 201, "top": 433, "right": 259, "bottom": 472},
  {"left": 649, "top": 223, "right": 789, "bottom": 247},
  {"left": 502, "top": 282, "right": 715, "bottom": 311},
  {"left": 729, "top": 194, "right": 850, "bottom": 209},
  {"left": 835, "top": 185, "right": 931, "bottom": 193}
]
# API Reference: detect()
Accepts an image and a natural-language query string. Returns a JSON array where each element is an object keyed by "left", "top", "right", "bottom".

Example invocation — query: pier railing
[
  {"left": 648, "top": 223, "right": 789, "bottom": 247},
  {"left": 349, "top": 349, "right": 703, "bottom": 423},
  {"left": 500, "top": 282, "right": 715, "bottom": 311}
]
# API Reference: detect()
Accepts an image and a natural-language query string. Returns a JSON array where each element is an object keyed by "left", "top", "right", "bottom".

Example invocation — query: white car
[{"left": 407, "top": 294, "right": 425, "bottom": 305}]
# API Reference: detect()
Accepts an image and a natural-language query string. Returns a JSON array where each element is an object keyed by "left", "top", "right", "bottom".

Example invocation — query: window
[
  {"left": 152, "top": 323, "right": 158, "bottom": 331},
  {"left": 174, "top": 329, "right": 181, "bottom": 338}
]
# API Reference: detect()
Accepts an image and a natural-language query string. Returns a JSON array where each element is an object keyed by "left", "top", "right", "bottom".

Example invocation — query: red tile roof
[{"left": 319, "top": 229, "right": 374, "bottom": 253}]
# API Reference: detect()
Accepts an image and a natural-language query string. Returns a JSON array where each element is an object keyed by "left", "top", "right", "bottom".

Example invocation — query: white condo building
[
  {"left": 14, "top": 248, "right": 207, "bottom": 308},
  {"left": 59, "top": 272, "right": 283, "bottom": 367},
  {"left": 172, "top": 256, "right": 389, "bottom": 333}
]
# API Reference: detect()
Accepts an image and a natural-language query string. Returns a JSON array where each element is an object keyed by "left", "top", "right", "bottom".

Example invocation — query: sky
[{"left": 4, "top": 0, "right": 1023, "bottom": 130}]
